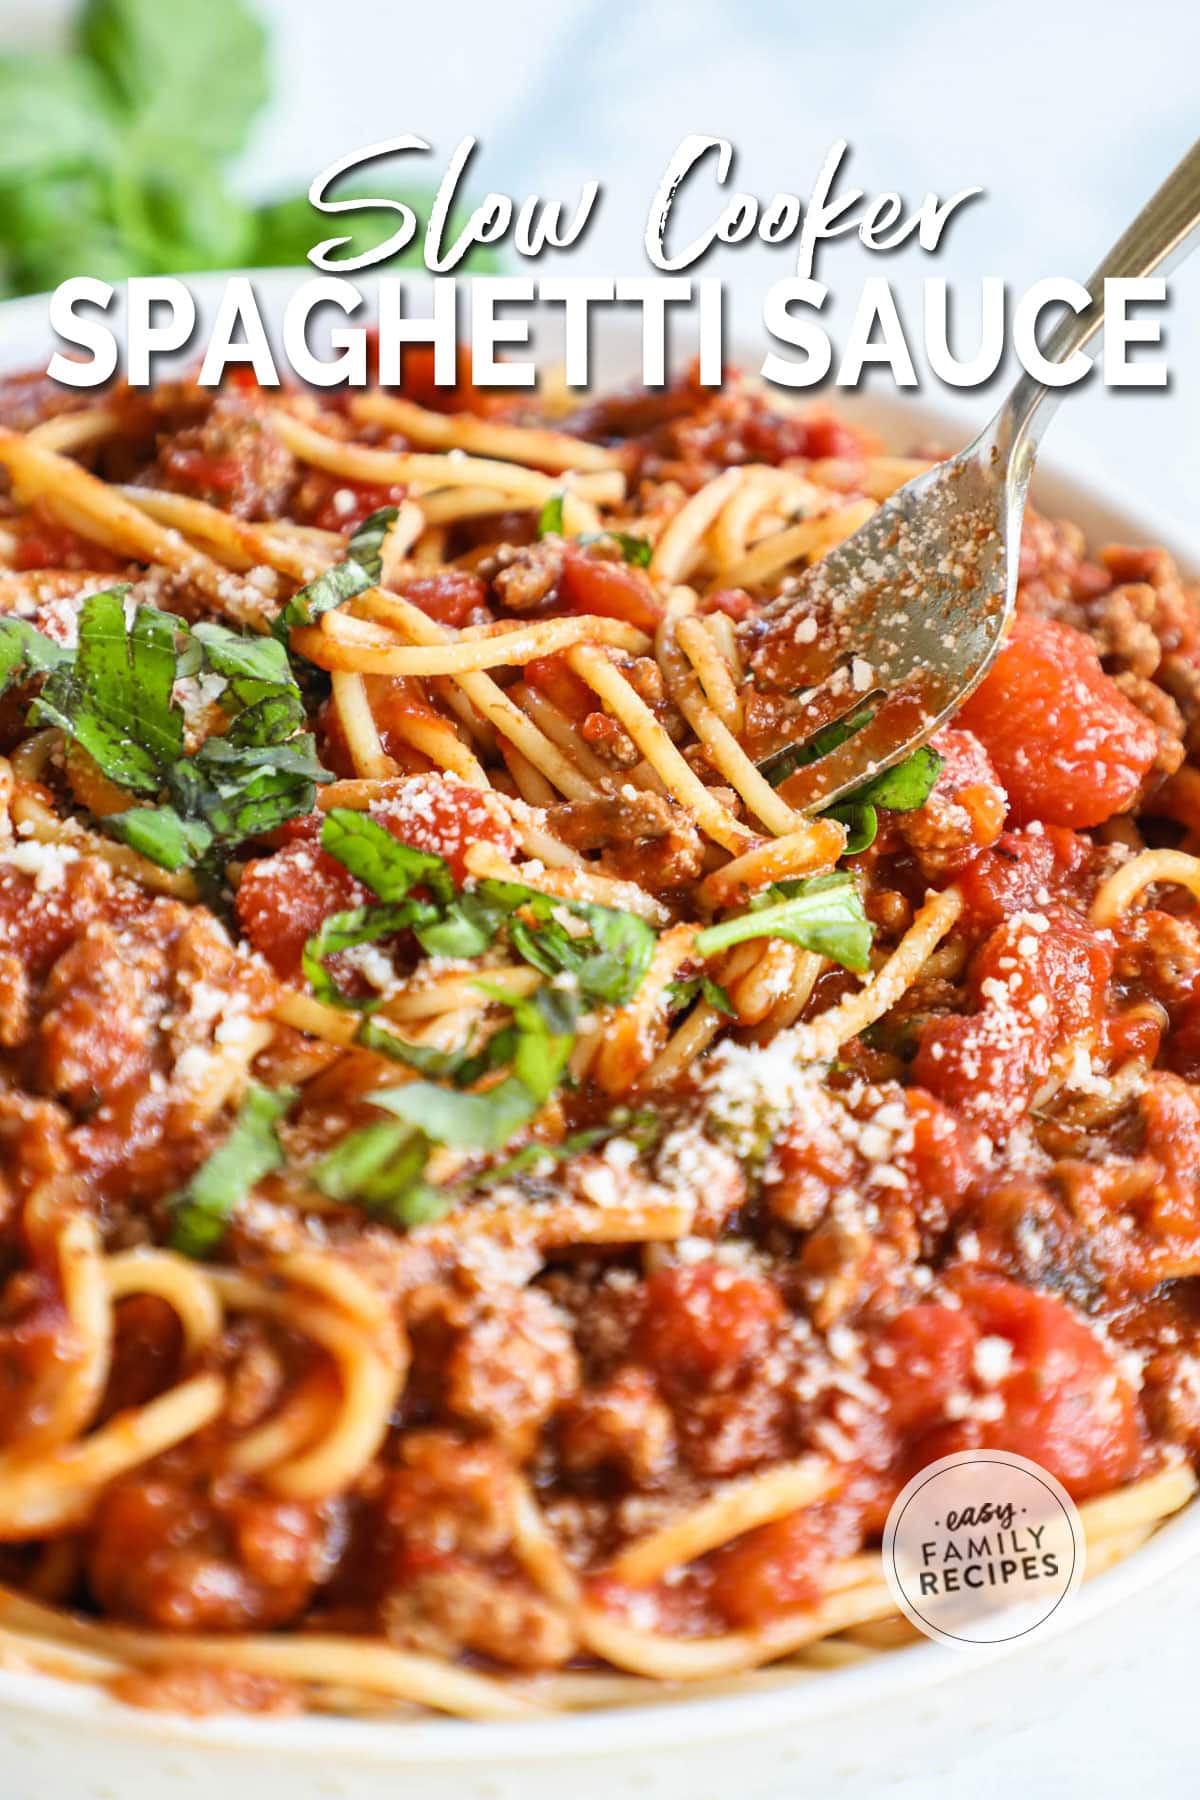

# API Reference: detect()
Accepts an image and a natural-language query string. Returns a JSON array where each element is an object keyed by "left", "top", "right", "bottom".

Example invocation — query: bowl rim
[{"left": 0, "top": 270, "right": 1197, "bottom": 1763}]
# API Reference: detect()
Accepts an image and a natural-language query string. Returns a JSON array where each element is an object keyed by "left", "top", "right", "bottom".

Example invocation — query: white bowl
[{"left": 1, "top": 273, "right": 1197, "bottom": 1799}]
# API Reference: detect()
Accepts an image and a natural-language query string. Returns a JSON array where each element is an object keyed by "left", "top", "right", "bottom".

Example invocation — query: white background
[{"left": 6, "top": 0, "right": 1200, "bottom": 1789}]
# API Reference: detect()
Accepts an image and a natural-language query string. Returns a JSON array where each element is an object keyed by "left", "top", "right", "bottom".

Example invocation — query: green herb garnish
[
  {"left": 367, "top": 985, "right": 577, "bottom": 1154},
  {"left": 536, "top": 495, "right": 652, "bottom": 567},
  {"left": 0, "top": 618, "right": 73, "bottom": 696},
  {"left": 311, "top": 1118, "right": 444, "bottom": 1225},
  {"left": 666, "top": 975, "right": 735, "bottom": 1017},
  {"left": 169, "top": 1083, "right": 294, "bottom": 1257},
  {"left": 824, "top": 744, "right": 945, "bottom": 853},
  {"left": 273, "top": 507, "right": 399, "bottom": 642},
  {"left": 13, "top": 588, "right": 330, "bottom": 885},
  {"left": 694, "top": 870, "right": 872, "bottom": 973}
]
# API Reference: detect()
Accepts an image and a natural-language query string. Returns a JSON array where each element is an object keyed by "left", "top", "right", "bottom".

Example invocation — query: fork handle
[{"left": 997, "top": 135, "right": 1200, "bottom": 461}]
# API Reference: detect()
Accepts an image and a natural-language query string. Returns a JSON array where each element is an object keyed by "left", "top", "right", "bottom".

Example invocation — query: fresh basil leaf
[
  {"left": 224, "top": 688, "right": 308, "bottom": 747},
  {"left": 309, "top": 1118, "right": 447, "bottom": 1226},
  {"left": 301, "top": 901, "right": 430, "bottom": 1009},
  {"left": 168, "top": 735, "right": 327, "bottom": 846},
  {"left": 78, "top": 0, "right": 268, "bottom": 163},
  {"left": 105, "top": 804, "right": 214, "bottom": 871},
  {"left": 821, "top": 745, "right": 945, "bottom": 856},
  {"left": 828, "top": 803, "right": 878, "bottom": 855},
  {"left": 30, "top": 589, "right": 184, "bottom": 795},
  {"left": 836, "top": 745, "right": 944, "bottom": 815},
  {"left": 666, "top": 975, "right": 735, "bottom": 1017},
  {"left": 369, "top": 1076, "right": 542, "bottom": 1154},
  {"left": 169, "top": 1083, "right": 293, "bottom": 1258},
  {"left": 343, "top": 506, "right": 398, "bottom": 582},
  {"left": 579, "top": 530, "right": 653, "bottom": 568},
  {"left": 320, "top": 807, "right": 455, "bottom": 906},
  {"left": 537, "top": 494, "right": 565, "bottom": 538},
  {"left": 192, "top": 621, "right": 295, "bottom": 688},
  {"left": 106, "top": 138, "right": 255, "bottom": 273},
  {"left": 0, "top": 618, "right": 73, "bottom": 696},
  {"left": 413, "top": 888, "right": 505, "bottom": 959},
  {"left": 368, "top": 986, "right": 575, "bottom": 1152},
  {"left": 274, "top": 506, "right": 399, "bottom": 640},
  {"left": 694, "top": 870, "right": 872, "bottom": 974},
  {"left": 474, "top": 878, "right": 654, "bottom": 1007},
  {"left": 357, "top": 1014, "right": 486, "bottom": 1078},
  {"left": 764, "top": 709, "right": 871, "bottom": 791}
]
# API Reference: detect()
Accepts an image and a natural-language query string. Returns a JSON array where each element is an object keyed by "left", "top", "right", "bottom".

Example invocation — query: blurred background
[{"left": 3, "top": 0, "right": 1198, "bottom": 519}]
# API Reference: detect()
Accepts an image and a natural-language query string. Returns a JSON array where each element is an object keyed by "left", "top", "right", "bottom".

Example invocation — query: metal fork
[{"left": 742, "top": 136, "right": 1200, "bottom": 813}]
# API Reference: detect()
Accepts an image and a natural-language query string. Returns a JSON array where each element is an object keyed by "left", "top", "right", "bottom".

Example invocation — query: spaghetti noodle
[{"left": 0, "top": 358, "right": 1198, "bottom": 1722}]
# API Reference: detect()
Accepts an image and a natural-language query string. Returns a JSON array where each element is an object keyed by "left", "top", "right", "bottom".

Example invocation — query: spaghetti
[{"left": 0, "top": 358, "right": 1198, "bottom": 1722}]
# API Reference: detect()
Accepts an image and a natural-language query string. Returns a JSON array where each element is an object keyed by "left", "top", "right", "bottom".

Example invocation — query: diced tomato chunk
[
  {"left": 957, "top": 824, "right": 1090, "bottom": 932},
  {"left": 524, "top": 654, "right": 594, "bottom": 722},
  {"left": 396, "top": 570, "right": 488, "bottom": 629},
  {"left": 903, "top": 1089, "right": 978, "bottom": 1228},
  {"left": 912, "top": 906, "right": 1112, "bottom": 1131},
  {"left": 872, "top": 1279, "right": 1140, "bottom": 1498},
  {"left": 636, "top": 1262, "right": 786, "bottom": 1389},
  {"left": 559, "top": 547, "right": 663, "bottom": 633},
  {"left": 871, "top": 1304, "right": 977, "bottom": 1433},
  {"left": 955, "top": 615, "right": 1157, "bottom": 828},
  {"left": 951, "top": 1277, "right": 1141, "bottom": 1496},
  {"left": 708, "top": 1501, "right": 860, "bottom": 1625},
  {"left": 369, "top": 778, "right": 517, "bottom": 884},
  {"left": 236, "top": 841, "right": 362, "bottom": 978},
  {"left": 305, "top": 479, "right": 408, "bottom": 534}
]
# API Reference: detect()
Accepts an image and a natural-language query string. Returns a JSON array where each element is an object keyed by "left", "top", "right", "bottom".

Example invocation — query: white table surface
[{"left": 5, "top": 0, "right": 1200, "bottom": 1787}]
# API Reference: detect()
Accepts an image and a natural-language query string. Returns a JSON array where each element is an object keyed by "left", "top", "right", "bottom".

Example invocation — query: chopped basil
[
  {"left": 310, "top": 1118, "right": 446, "bottom": 1224},
  {"left": 536, "top": 493, "right": 565, "bottom": 538},
  {"left": 31, "top": 587, "right": 183, "bottom": 794},
  {"left": 694, "top": 870, "right": 872, "bottom": 973},
  {"left": 666, "top": 974, "right": 735, "bottom": 1017},
  {"left": 0, "top": 617, "right": 72, "bottom": 695},
  {"left": 300, "top": 899, "right": 436, "bottom": 1009},
  {"left": 10, "top": 590, "right": 330, "bottom": 882},
  {"left": 356, "top": 1014, "right": 491, "bottom": 1078},
  {"left": 472, "top": 879, "right": 655, "bottom": 1007},
  {"left": 317, "top": 814, "right": 656, "bottom": 1008},
  {"left": 763, "top": 710, "right": 868, "bottom": 791},
  {"left": 106, "top": 804, "right": 215, "bottom": 871},
  {"left": 367, "top": 986, "right": 576, "bottom": 1153},
  {"left": 169, "top": 1083, "right": 294, "bottom": 1258},
  {"left": 535, "top": 495, "right": 651, "bottom": 567},
  {"left": 273, "top": 505, "right": 399, "bottom": 640},
  {"left": 764, "top": 706, "right": 945, "bottom": 856},
  {"left": 319, "top": 808, "right": 455, "bottom": 906}
]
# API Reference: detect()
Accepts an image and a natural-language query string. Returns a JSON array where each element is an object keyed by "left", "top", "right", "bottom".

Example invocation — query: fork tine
[{"left": 772, "top": 681, "right": 944, "bottom": 813}]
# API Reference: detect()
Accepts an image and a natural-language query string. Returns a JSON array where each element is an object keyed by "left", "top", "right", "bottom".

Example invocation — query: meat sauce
[{"left": 1, "top": 365, "right": 1199, "bottom": 1688}]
